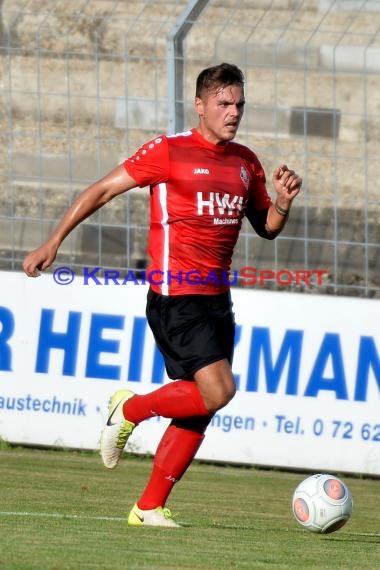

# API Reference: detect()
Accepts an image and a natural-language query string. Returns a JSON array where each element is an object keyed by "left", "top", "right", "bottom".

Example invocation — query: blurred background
[{"left": 0, "top": 0, "right": 379, "bottom": 297}]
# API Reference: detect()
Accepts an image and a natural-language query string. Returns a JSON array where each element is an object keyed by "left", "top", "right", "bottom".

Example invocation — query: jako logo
[
  {"left": 193, "top": 168, "right": 210, "bottom": 175},
  {"left": 197, "top": 191, "right": 246, "bottom": 215}
]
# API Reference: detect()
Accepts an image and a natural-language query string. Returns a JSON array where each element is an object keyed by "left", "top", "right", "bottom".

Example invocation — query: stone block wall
[{"left": 0, "top": 0, "right": 378, "bottom": 296}]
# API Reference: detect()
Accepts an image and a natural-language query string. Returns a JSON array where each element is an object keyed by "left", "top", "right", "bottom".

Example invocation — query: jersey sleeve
[
  {"left": 246, "top": 155, "right": 273, "bottom": 213},
  {"left": 123, "top": 135, "right": 170, "bottom": 187}
]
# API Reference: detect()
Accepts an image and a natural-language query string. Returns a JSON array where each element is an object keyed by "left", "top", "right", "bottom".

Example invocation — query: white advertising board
[{"left": 0, "top": 270, "right": 379, "bottom": 475}]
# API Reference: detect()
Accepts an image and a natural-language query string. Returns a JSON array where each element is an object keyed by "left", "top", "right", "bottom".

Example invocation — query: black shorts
[{"left": 146, "top": 288, "right": 235, "bottom": 380}]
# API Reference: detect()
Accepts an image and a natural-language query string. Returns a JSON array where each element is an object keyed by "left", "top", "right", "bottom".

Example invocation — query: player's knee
[
  {"left": 195, "top": 360, "right": 236, "bottom": 412},
  {"left": 205, "top": 382, "right": 236, "bottom": 413},
  {"left": 224, "top": 381, "right": 237, "bottom": 404}
]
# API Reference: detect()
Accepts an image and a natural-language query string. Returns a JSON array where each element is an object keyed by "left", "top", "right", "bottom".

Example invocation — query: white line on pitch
[
  {"left": 1, "top": 512, "right": 378, "bottom": 536},
  {"left": 0, "top": 511, "right": 125, "bottom": 522}
]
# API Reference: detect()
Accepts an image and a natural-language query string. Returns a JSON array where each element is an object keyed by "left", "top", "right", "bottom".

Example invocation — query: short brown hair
[{"left": 195, "top": 63, "right": 244, "bottom": 98}]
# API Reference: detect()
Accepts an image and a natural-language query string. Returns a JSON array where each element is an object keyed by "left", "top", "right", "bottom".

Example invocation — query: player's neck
[{"left": 195, "top": 125, "right": 229, "bottom": 146}]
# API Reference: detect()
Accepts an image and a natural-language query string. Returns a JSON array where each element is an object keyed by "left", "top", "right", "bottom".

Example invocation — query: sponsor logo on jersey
[
  {"left": 193, "top": 168, "right": 210, "bottom": 175},
  {"left": 213, "top": 217, "right": 240, "bottom": 225},
  {"left": 197, "top": 191, "right": 246, "bottom": 217}
]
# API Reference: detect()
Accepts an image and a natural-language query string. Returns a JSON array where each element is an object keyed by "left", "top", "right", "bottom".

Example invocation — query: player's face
[{"left": 195, "top": 84, "right": 245, "bottom": 145}]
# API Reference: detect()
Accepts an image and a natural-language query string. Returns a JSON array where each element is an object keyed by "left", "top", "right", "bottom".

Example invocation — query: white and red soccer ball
[{"left": 292, "top": 473, "right": 353, "bottom": 534}]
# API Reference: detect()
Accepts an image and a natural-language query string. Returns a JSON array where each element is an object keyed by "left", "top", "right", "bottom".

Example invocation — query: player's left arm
[
  {"left": 265, "top": 163, "right": 302, "bottom": 237},
  {"left": 247, "top": 164, "right": 302, "bottom": 240}
]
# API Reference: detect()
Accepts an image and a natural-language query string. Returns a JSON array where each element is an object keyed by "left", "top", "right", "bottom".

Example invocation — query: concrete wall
[{"left": 0, "top": 0, "right": 378, "bottom": 296}]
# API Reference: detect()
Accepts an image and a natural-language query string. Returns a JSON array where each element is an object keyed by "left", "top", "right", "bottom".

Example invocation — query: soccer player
[{"left": 23, "top": 63, "right": 302, "bottom": 527}]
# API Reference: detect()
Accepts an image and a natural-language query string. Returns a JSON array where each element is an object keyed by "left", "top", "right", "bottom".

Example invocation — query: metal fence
[{"left": 0, "top": 0, "right": 379, "bottom": 297}]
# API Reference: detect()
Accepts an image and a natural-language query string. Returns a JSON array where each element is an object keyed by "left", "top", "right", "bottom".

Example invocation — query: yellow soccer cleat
[
  {"left": 128, "top": 503, "right": 181, "bottom": 528},
  {"left": 100, "top": 389, "right": 135, "bottom": 469}
]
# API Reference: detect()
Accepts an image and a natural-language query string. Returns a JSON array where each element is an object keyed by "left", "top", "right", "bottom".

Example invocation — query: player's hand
[
  {"left": 22, "top": 243, "right": 58, "bottom": 277},
  {"left": 272, "top": 164, "right": 302, "bottom": 203}
]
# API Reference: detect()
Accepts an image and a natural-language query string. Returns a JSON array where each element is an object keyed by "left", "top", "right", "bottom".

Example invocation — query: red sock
[
  {"left": 123, "top": 380, "right": 209, "bottom": 425},
  {"left": 137, "top": 425, "right": 204, "bottom": 510}
]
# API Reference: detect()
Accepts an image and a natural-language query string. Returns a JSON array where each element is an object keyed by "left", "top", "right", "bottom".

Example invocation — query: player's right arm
[{"left": 23, "top": 165, "right": 138, "bottom": 277}]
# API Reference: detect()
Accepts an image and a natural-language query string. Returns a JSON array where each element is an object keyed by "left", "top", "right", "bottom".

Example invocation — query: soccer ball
[{"left": 292, "top": 473, "right": 353, "bottom": 534}]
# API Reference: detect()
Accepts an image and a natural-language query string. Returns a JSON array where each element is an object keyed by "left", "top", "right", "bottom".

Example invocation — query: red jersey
[{"left": 123, "top": 128, "right": 272, "bottom": 296}]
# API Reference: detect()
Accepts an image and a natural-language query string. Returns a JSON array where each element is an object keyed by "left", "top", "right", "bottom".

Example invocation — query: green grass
[{"left": 0, "top": 447, "right": 379, "bottom": 570}]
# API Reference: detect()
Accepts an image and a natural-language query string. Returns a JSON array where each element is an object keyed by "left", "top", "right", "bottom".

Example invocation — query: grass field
[{"left": 0, "top": 446, "right": 379, "bottom": 570}]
